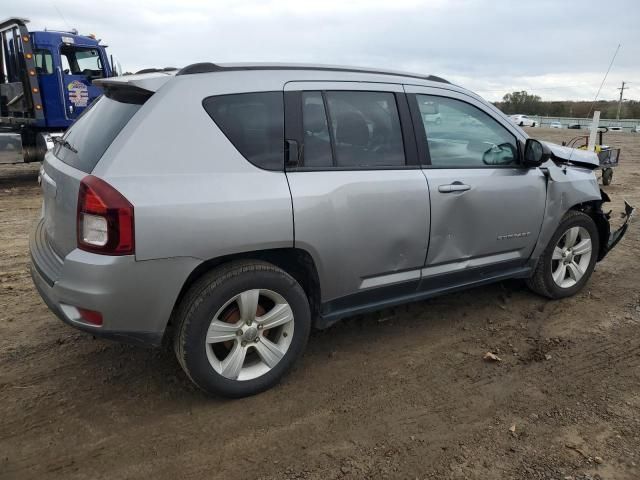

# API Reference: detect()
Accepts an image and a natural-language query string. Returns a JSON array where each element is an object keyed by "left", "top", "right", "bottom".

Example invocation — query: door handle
[{"left": 438, "top": 183, "right": 471, "bottom": 193}]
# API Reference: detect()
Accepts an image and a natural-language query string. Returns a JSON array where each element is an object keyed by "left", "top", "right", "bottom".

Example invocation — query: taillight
[{"left": 77, "top": 175, "right": 134, "bottom": 255}]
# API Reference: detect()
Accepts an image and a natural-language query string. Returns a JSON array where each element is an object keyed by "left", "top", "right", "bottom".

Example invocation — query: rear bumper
[{"left": 29, "top": 219, "right": 200, "bottom": 347}]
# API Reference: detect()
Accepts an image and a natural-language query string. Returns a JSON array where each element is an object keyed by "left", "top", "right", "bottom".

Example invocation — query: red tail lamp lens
[{"left": 77, "top": 175, "right": 134, "bottom": 255}]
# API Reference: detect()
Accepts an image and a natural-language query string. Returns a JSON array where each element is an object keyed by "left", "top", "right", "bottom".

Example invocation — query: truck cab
[{"left": 0, "top": 17, "right": 117, "bottom": 163}]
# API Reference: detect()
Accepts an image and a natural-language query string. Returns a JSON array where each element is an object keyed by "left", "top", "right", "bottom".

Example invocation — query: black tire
[
  {"left": 602, "top": 168, "right": 613, "bottom": 186},
  {"left": 173, "top": 260, "right": 311, "bottom": 398},
  {"left": 526, "top": 211, "right": 600, "bottom": 299},
  {"left": 519, "top": 121, "right": 524, "bottom": 127},
  {"left": 532, "top": 122, "right": 536, "bottom": 127}
]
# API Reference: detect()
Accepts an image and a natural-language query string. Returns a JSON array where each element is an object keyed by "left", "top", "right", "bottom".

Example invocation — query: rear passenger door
[
  {"left": 405, "top": 86, "right": 546, "bottom": 277},
  {"left": 284, "top": 82, "right": 431, "bottom": 311}
]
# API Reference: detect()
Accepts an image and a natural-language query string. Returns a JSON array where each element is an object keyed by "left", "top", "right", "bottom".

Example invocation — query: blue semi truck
[{"left": 0, "top": 17, "right": 119, "bottom": 164}]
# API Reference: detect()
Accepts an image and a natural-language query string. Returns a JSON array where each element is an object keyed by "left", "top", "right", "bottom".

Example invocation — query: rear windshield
[{"left": 54, "top": 95, "right": 142, "bottom": 173}]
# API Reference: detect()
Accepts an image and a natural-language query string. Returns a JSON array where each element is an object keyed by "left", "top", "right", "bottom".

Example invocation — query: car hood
[{"left": 542, "top": 141, "right": 600, "bottom": 169}]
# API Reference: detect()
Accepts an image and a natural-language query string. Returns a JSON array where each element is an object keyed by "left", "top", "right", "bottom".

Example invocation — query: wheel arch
[
  {"left": 568, "top": 198, "right": 610, "bottom": 261},
  {"left": 168, "top": 248, "right": 322, "bottom": 332}
]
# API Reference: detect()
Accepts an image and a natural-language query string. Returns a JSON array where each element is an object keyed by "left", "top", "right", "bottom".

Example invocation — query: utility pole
[{"left": 616, "top": 81, "right": 629, "bottom": 120}]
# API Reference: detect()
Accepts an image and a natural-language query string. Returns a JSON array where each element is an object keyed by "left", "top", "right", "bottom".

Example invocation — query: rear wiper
[{"left": 52, "top": 136, "right": 78, "bottom": 154}]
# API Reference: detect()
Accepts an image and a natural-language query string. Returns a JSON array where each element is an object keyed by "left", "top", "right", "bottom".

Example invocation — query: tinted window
[
  {"left": 54, "top": 95, "right": 142, "bottom": 173},
  {"left": 416, "top": 95, "right": 517, "bottom": 168},
  {"left": 203, "top": 92, "right": 284, "bottom": 170},
  {"left": 302, "top": 92, "right": 332, "bottom": 168},
  {"left": 325, "top": 91, "right": 405, "bottom": 167},
  {"left": 34, "top": 49, "right": 53, "bottom": 75}
]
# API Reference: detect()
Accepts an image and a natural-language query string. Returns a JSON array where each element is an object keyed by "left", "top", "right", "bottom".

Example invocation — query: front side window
[
  {"left": 34, "top": 49, "right": 53, "bottom": 75},
  {"left": 203, "top": 91, "right": 284, "bottom": 170},
  {"left": 416, "top": 95, "right": 518, "bottom": 168}
]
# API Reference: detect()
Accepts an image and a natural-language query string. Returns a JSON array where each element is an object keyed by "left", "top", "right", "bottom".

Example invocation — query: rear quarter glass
[
  {"left": 54, "top": 95, "right": 143, "bottom": 173},
  {"left": 202, "top": 91, "right": 284, "bottom": 171}
]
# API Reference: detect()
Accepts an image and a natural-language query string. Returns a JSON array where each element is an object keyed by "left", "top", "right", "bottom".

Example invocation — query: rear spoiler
[
  {"left": 94, "top": 71, "right": 176, "bottom": 104},
  {"left": 94, "top": 70, "right": 176, "bottom": 94}
]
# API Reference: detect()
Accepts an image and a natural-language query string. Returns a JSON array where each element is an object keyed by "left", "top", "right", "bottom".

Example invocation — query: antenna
[
  {"left": 50, "top": 1, "right": 72, "bottom": 30},
  {"left": 586, "top": 43, "right": 621, "bottom": 119}
]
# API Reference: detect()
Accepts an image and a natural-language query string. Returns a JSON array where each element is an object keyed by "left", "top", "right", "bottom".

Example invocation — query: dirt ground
[{"left": 0, "top": 128, "right": 639, "bottom": 480}]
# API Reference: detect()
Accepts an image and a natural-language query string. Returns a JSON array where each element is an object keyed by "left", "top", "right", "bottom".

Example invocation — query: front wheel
[
  {"left": 602, "top": 168, "right": 613, "bottom": 185},
  {"left": 173, "top": 261, "right": 311, "bottom": 397},
  {"left": 526, "top": 211, "right": 599, "bottom": 299}
]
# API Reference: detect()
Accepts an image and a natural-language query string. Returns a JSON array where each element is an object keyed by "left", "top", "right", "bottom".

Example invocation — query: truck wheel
[
  {"left": 21, "top": 131, "right": 47, "bottom": 163},
  {"left": 602, "top": 168, "right": 613, "bottom": 186},
  {"left": 173, "top": 260, "right": 311, "bottom": 398},
  {"left": 526, "top": 211, "right": 599, "bottom": 299}
]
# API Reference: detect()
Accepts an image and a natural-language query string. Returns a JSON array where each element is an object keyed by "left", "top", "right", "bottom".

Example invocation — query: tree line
[{"left": 494, "top": 91, "right": 640, "bottom": 119}]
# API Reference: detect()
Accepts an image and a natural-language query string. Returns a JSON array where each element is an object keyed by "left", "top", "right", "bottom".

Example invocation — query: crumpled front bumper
[
  {"left": 605, "top": 200, "right": 635, "bottom": 253},
  {"left": 597, "top": 193, "right": 635, "bottom": 260}
]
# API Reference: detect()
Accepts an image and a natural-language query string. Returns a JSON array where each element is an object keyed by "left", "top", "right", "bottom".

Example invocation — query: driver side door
[{"left": 405, "top": 86, "right": 546, "bottom": 275}]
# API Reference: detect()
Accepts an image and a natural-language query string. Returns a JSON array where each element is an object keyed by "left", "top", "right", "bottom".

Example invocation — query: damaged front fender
[{"left": 531, "top": 162, "right": 634, "bottom": 267}]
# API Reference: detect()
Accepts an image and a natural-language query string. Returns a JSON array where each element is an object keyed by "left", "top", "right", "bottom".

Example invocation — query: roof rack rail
[
  {"left": 135, "top": 67, "right": 178, "bottom": 74},
  {"left": 175, "top": 62, "right": 450, "bottom": 84}
]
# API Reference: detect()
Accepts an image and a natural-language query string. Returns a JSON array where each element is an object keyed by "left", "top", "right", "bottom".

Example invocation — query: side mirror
[{"left": 523, "top": 138, "right": 550, "bottom": 167}]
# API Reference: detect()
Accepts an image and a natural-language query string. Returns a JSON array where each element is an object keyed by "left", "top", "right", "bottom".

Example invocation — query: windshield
[
  {"left": 60, "top": 46, "right": 104, "bottom": 78},
  {"left": 54, "top": 95, "right": 142, "bottom": 173}
]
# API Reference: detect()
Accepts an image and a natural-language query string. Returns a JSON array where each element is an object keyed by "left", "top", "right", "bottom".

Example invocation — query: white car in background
[
  {"left": 509, "top": 114, "right": 536, "bottom": 127},
  {"left": 549, "top": 121, "right": 563, "bottom": 129}
]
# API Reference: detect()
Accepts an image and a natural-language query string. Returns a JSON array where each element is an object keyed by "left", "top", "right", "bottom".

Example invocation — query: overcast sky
[{"left": 6, "top": 0, "right": 640, "bottom": 101}]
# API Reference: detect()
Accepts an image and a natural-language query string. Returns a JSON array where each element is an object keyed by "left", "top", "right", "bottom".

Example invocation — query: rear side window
[
  {"left": 54, "top": 95, "right": 142, "bottom": 173},
  {"left": 302, "top": 92, "right": 333, "bottom": 168},
  {"left": 203, "top": 92, "right": 284, "bottom": 170},
  {"left": 300, "top": 91, "right": 405, "bottom": 168}
]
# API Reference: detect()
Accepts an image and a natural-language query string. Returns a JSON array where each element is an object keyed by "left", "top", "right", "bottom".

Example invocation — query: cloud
[{"left": 5, "top": 0, "right": 639, "bottom": 101}]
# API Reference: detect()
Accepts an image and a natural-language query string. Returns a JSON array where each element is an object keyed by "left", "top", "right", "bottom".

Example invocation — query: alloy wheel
[
  {"left": 551, "top": 226, "right": 593, "bottom": 288},
  {"left": 205, "top": 289, "right": 294, "bottom": 381}
]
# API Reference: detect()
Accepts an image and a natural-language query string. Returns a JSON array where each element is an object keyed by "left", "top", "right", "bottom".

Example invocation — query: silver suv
[{"left": 30, "top": 63, "right": 634, "bottom": 397}]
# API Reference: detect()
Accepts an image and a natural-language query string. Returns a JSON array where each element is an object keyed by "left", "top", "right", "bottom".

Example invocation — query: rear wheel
[
  {"left": 174, "top": 261, "right": 311, "bottom": 397},
  {"left": 526, "top": 211, "right": 599, "bottom": 299},
  {"left": 519, "top": 121, "right": 524, "bottom": 126}
]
